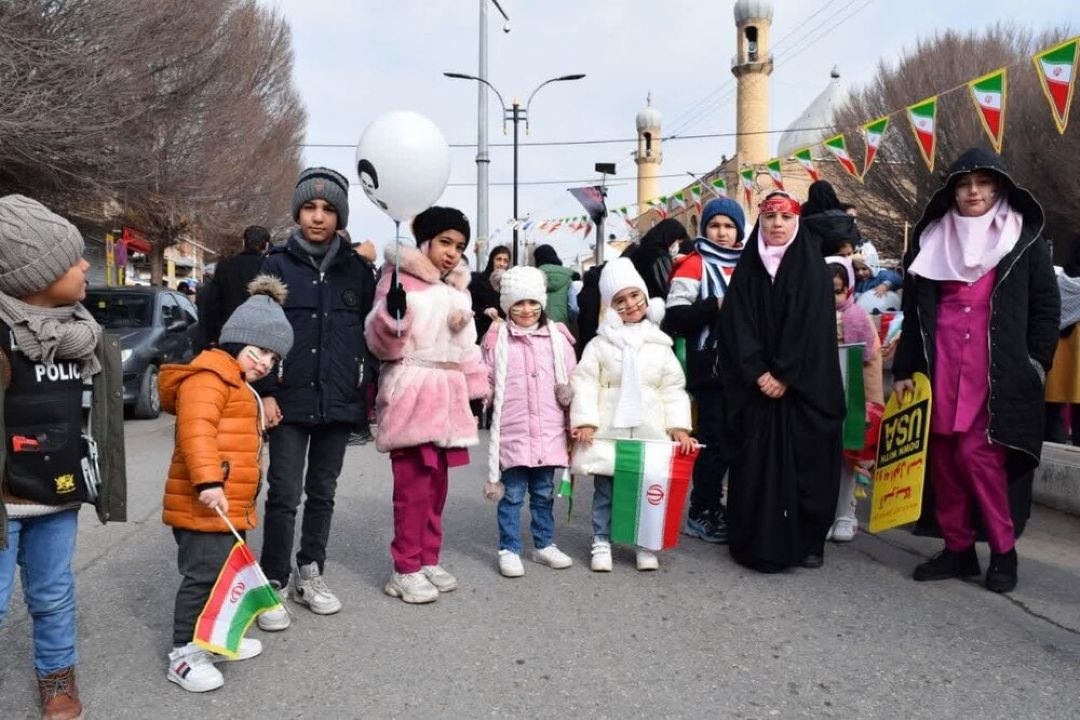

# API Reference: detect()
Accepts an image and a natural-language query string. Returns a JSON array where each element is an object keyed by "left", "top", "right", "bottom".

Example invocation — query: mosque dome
[
  {"left": 636, "top": 95, "right": 662, "bottom": 132},
  {"left": 734, "top": 0, "right": 774, "bottom": 24},
  {"left": 777, "top": 66, "right": 849, "bottom": 157}
]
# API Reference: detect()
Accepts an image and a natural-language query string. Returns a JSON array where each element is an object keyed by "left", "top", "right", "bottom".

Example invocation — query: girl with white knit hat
[
  {"left": 570, "top": 258, "right": 695, "bottom": 572},
  {"left": 481, "top": 266, "right": 578, "bottom": 578}
]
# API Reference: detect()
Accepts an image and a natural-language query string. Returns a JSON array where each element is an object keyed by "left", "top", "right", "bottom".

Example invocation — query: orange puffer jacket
[{"left": 160, "top": 349, "right": 263, "bottom": 532}]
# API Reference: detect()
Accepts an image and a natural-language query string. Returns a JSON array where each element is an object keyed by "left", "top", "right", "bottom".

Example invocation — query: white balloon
[
  {"left": 355, "top": 111, "right": 451, "bottom": 223},
  {"left": 856, "top": 289, "right": 902, "bottom": 314}
]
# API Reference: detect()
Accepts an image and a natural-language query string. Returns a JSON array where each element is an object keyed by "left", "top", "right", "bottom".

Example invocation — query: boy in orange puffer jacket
[{"left": 160, "top": 276, "right": 293, "bottom": 693}]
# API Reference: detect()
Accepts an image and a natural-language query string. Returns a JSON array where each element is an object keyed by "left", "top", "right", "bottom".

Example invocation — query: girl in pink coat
[
  {"left": 365, "top": 207, "right": 489, "bottom": 605},
  {"left": 481, "top": 266, "right": 577, "bottom": 578}
]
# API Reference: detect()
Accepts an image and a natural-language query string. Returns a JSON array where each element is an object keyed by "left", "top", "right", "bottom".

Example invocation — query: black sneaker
[
  {"left": 985, "top": 548, "right": 1018, "bottom": 593},
  {"left": 683, "top": 509, "right": 728, "bottom": 544},
  {"left": 913, "top": 546, "right": 980, "bottom": 582}
]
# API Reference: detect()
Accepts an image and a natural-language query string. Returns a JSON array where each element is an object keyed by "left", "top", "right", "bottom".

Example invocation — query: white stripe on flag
[
  {"left": 1042, "top": 59, "right": 1073, "bottom": 85},
  {"left": 204, "top": 564, "right": 266, "bottom": 649},
  {"left": 636, "top": 443, "right": 674, "bottom": 551}
]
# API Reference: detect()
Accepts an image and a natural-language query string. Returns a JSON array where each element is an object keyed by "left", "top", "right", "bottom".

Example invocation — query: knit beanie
[
  {"left": 219, "top": 275, "right": 294, "bottom": 358},
  {"left": 599, "top": 257, "right": 649, "bottom": 306},
  {"left": 0, "top": 195, "right": 84, "bottom": 297},
  {"left": 700, "top": 197, "right": 746, "bottom": 245},
  {"left": 292, "top": 167, "right": 350, "bottom": 230},
  {"left": 412, "top": 206, "right": 471, "bottom": 245},
  {"left": 499, "top": 266, "right": 548, "bottom": 315}
]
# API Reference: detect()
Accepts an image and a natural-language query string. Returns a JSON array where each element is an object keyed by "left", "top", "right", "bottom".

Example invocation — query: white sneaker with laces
[
  {"left": 292, "top": 562, "right": 342, "bottom": 615},
  {"left": 498, "top": 550, "right": 525, "bottom": 577},
  {"left": 831, "top": 517, "right": 858, "bottom": 543},
  {"left": 256, "top": 582, "right": 290, "bottom": 631},
  {"left": 636, "top": 548, "right": 659, "bottom": 571},
  {"left": 532, "top": 544, "right": 573, "bottom": 569},
  {"left": 421, "top": 564, "right": 458, "bottom": 592},
  {"left": 591, "top": 539, "right": 613, "bottom": 572},
  {"left": 384, "top": 571, "right": 439, "bottom": 603},
  {"left": 209, "top": 637, "right": 262, "bottom": 663},
  {"left": 167, "top": 643, "right": 224, "bottom": 693}
]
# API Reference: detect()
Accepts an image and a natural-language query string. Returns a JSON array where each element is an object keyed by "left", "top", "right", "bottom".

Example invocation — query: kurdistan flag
[
  {"left": 823, "top": 134, "right": 860, "bottom": 179},
  {"left": 193, "top": 542, "right": 283, "bottom": 658},
  {"left": 906, "top": 96, "right": 938, "bottom": 172},
  {"left": 766, "top": 158, "right": 784, "bottom": 190},
  {"left": 793, "top": 147, "right": 820, "bottom": 181},
  {"left": 611, "top": 439, "right": 698, "bottom": 551},
  {"left": 839, "top": 344, "right": 867, "bottom": 451},
  {"left": 968, "top": 68, "right": 1007, "bottom": 153},
  {"left": 861, "top": 116, "right": 889, "bottom": 178},
  {"left": 1033, "top": 37, "right": 1080, "bottom": 134}
]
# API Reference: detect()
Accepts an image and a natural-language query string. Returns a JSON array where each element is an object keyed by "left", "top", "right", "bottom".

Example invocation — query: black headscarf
[
  {"left": 801, "top": 180, "right": 842, "bottom": 217},
  {"left": 533, "top": 244, "right": 562, "bottom": 267},
  {"left": 470, "top": 244, "right": 510, "bottom": 341},
  {"left": 801, "top": 179, "right": 860, "bottom": 256},
  {"left": 481, "top": 245, "right": 510, "bottom": 277},
  {"left": 623, "top": 218, "right": 688, "bottom": 299}
]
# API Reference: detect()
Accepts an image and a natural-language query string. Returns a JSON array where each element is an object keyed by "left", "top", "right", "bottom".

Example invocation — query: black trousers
[
  {"left": 688, "top": 386, "right": 729, "bottom": 517},
  {"left": 173, "top": 529, "right": 241, "bottom": 647},
  {"left": 260, "top": 422, "right": 350, "bottom": 586}
]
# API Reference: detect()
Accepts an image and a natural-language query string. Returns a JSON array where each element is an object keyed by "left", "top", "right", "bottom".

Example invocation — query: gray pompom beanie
[
  {"left": 0, "top": 195, "right": 85, "bottom": 297},
  {"left": 219, "top": 275, "right": 294, "bottom": 357},
  {"left": 292, "top": 167, "right": 350, "bottom": 230}
]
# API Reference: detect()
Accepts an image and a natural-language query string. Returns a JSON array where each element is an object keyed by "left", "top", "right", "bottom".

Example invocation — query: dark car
[{"left": 84, "top": 286, "right": 200, "bottom": 418}]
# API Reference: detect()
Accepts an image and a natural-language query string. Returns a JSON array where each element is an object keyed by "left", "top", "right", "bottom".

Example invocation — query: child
[
  {"left": 482, "top": 266, "right": 577, "bottom": 577},
  {"left": 0, "top": 195, "right": 119, "bottom": 720},
  {"left": 571, "top": 258, "right": 694, "bottom": 572},
  {"left": 162, "top": 276, "right": 293, "bottom": 692},
  {"left": 827, "top": 259, "right": 885, "bottom": 542},
  {"left": 366, "top": 207, "right": 489, "bottom": 604},
  {"left": 852, "top": 257, "right": 902, "bottom": 298}
]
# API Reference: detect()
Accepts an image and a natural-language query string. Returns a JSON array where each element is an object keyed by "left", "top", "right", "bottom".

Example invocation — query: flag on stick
[
  {"left": 824, "top": 134, "right": 860, "bottom": 180},
  {"left": 861, "top": 116, "right": 889, "bottom": 178},
  {"left": 1033, "top": 37, "right": 1079, "bottom": 134},
  {"left": 793, "top": 148, "right": 820, "bottom": 182},
  {"left": 969, "top": 68, "right": 1007, "bottom": 153},
  {"left": 906, "top": 96, "right": 939, "bottom": 172},
  {"left": 611, "top": 439, "right": 698, "bottom": 551},
  {"left": 839, "top": 344, "right": 867, "bottom": 451}
]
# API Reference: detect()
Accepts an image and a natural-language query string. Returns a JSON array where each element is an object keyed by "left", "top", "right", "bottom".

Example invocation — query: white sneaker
[
  {"left": 532, "top": 544, "right": 573, "bottom": 569},
  {"left": 636, "top": 548, "right": 659, "bottom": 571},
  {"left": 498, "top": 550, "right": 525, "bottom": 578},
  {"left": 384, "top": 571, "right": 439, "bottom": 603},
  {"left": 167, "top": 643, "right": 224, "bottom": 693},
  {"left": 590, "top": 539, "right": 612, "bottom": 572},
  {"left": 421, "top": 564, "right": 458, "bottom": 592},
  {"left": 209, "top": 637, "right": 262, "bottom": 663},
  {"left": 256, "top": 582, "right": 290, "bottom": 631},
  {"left": 831, "top": 517, "right": 858, "bottom": 543},
  {"left": 292, "top": 562, "right": 342, "bottom": 615}
]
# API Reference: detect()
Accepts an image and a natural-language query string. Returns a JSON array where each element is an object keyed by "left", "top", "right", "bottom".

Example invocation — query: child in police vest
[
  {"left": 0, "top": 195, "right": 106, "bottom": 720},
  {"left": 160, "top": 276, "right": 293, "bottom": 693}
]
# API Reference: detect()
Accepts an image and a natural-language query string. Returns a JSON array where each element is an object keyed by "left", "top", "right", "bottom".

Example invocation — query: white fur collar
[{"left": 383, "top": 243, "right": 471, "bottom": 291}]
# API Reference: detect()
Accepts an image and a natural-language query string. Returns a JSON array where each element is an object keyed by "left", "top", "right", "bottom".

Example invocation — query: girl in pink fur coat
[{"left": 365, "top": 207, "right": 489, "bottom": 605}]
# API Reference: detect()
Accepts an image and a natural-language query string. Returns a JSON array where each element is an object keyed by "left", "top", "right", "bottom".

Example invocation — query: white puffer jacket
[{"left": 570, "top": 306, "right": 692, "bottom": 476}]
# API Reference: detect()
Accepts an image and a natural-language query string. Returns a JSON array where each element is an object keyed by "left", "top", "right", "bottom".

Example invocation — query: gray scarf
[
  {"left": 294, "top": 233, "right": 341, "bottom": 274},
  {"left": 0, "top": 291, "right": 102, "bottom": 377}
]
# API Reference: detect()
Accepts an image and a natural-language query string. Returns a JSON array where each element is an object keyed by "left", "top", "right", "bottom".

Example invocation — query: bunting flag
[
  {"left": 823, "top": 134, "right": 860, "bottom": 179},
  {"left": 861, "top": 116, "right": 889, "bottom": 178},
  {"left": 968, "top": 68, "right": 1007, "bottom": 153},
  {"left": 710, "top": 177, "right": 728, "bottom": 198},
  {"left": 1033, "top": 37, "right": 1079, "bottom": 134},
  {"left": 739, "top": 167, "right": 754, "bottom": 205},
  {"left": 583, "top": 222, "right": 593, "bottom": 238},
  {"left": 766, "top": 158, "right": 785, "bottom": 190},
  {"left": 536, "top": 220, "right": 549, "bottom": 231},
  {"left": 670, "top": 191, "right": 686, "bottom": 210},
  {"left": 647, "top": 199, "right": 669, "bottom": 219},
  {"left": 547, "top": 219, "right": 562, "bottom": 234},
  {"left": 793, "top": 147, "right": 820, "bottom": 181},
  {"left": 906, "top": 96, "right": 939, "bottom": 172},
  {"left": 690, "top": 185, "right": 704, "bottom": 213}
]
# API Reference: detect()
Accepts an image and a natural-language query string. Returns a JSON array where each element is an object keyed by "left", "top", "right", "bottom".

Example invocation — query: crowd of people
[{"left": 0, "top": 147, "right": 1065, "bottom": 717}]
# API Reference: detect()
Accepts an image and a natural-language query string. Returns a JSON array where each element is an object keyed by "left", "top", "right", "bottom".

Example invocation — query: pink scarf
[
  {"left": 909, "top": 198, "right": 1022, "bottom": 282},
  {"left": 758, "top": 218, "right": 799, "bottom": 281}
]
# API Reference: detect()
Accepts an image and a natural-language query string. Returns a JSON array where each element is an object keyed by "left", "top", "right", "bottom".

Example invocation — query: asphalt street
[{"left": 2, "top": 415, "right": 1079, "bottom": 719}]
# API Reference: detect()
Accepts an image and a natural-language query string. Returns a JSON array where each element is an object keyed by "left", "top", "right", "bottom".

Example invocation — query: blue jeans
[
  {"left": 497, "top": 466, "right": 557, "bottom": 554},
  {"left": 592, "top": 475, "right": 613, "bottom": 541},
  {"left": 0, "top": 509, "right": 79, "bottom": 675}
]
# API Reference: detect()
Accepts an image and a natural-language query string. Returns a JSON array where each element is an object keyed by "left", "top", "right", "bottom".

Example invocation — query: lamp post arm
[
  {"left": 525, "top": 74, "right": 585, "bottom": 133},
  {"left": 444, "top": 72, "right": 509, "bottom": 131}
]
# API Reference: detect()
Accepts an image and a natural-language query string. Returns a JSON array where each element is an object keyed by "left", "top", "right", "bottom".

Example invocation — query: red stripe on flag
[
  {"left": 983, "top": 107, "right": 1002, "bottom": 136},
  {"left": 662, "top": 447, "right": 698, "bottom": 549},
  {"left": 1049, "top": 80, "right": 1070, "bottom": 114},
  {"left": 194, "top": 543, "right": 251, "bottom": 639}
]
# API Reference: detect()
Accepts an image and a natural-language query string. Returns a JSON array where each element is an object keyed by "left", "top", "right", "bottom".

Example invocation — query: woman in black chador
[{"left": 717, "top": 192, "right": 846, "bottom": 572}]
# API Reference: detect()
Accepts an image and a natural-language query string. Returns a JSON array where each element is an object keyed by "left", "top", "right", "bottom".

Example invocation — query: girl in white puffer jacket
[{"left": 570, "top": 258, "right": 694, "bottom": 573}]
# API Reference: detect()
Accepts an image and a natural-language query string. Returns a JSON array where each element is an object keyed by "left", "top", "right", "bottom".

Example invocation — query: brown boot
[{"left": 37, "top": 666, "right": 84, "bottom": 720}]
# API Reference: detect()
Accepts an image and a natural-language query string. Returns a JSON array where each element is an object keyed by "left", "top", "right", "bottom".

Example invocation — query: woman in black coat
[
  {"left": 801, "top": 180, "right": 861, "bottom": 257},
  {"left": 892, "top": 148, "right": 1059, "bottom": 593},
  {"left": 470, "top": 245, "right": 511, "bottom": 341},
  {"left": 622, "top": 218, "right": 688, "bottom": 300}
]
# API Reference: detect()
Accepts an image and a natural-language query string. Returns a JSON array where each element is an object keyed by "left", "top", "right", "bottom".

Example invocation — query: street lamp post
[{"left": 445, "top": 72, "right": 585, "bottom": 266}]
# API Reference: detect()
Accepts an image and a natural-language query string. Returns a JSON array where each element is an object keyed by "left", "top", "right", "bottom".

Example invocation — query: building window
[
  {"left": 643, "top": 131, "right": 653, "bottom": 157},
  {"left": 746, "top": 26, "right": 759, "bottom": 61}
]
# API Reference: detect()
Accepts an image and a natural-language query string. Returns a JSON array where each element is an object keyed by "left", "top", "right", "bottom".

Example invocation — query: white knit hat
[
  {"left": 599, "top": 257, "right": 648, "bottom": 306},
  {"left": 499, "top": 266, "right": 548, "bottom": 315}
]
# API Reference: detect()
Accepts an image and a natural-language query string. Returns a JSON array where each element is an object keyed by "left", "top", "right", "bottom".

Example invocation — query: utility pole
[
  {"left": 511, "top": 99, "right": 521, "bottom": 266},
  {"left": 475, "top": 0, "right": 490, "bottom": 269}
]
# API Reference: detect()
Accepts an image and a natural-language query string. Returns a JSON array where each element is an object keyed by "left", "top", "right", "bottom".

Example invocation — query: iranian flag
[
  {"left": 690, "top": 185, "right": 704, "bottom": 212},
  {"left": 711, "top": 177, "right": 728, "bottom": 197},
  {"left": 839, "top": 344, "right": 866, "bottom": 452},
  {"left": 547, "top": 219, "right": 563, "bottom": 234},
  {"left": 824, "top": 133, "right": 860, "bottom": 179},
  {"left": 862, "top": 116, "right": 890, "bottom": 178},
  {"left": 969, "top": 68, "right": 1007, "bottom": 153},
  {"left": 647, "top": 199, "right": 669, "bottom": 219},
  {"left": 739, "top": 167, "right": 754, "bottom": 205},
  {"left": 794, "top": 147, "right": 820, "bottom": 181},
  {"left": 670, "top": 191, "right": 686, "bottom": 210},
  {"left": 193, "top": 542, "right": 283, "bottom": 658},
  {"left": 1033, "top": 37, "right": 1079, "bottom": 134},
  {"left": 906, "top": 96, "right": 938, "bottom": 172},
  {"left": 766, "top": 158, "right": 785, "bottom": 190},
  {"left": 611, "top": 439, "right": 698, "bottom": 551}
]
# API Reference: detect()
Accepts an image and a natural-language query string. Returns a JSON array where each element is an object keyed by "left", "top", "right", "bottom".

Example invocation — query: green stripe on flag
[
  {"left": 225, "top": 584, "right": 282, "bottom": 651},
  {"left": 611, "top": 440, "right": 644, "bottom": 545},
  {"left": 841, "top": 345, "right": 866, "bottom": 451}
]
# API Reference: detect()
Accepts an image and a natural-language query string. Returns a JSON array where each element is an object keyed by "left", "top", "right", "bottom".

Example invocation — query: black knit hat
[
  {"left": 292, "top": 167, "right": 350, "bottom": 230},
  {"left": 412, "top": 206, "right": 470, "bottom": 245}
]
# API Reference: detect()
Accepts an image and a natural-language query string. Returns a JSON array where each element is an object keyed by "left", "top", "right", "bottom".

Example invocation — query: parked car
[{"left": 84, "top": 286, "right": 200, "bottom": 418}]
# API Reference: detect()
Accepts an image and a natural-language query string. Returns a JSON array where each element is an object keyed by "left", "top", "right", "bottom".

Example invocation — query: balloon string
[{"left": 394, "top": 219, "right": 402, "bottom": 337}]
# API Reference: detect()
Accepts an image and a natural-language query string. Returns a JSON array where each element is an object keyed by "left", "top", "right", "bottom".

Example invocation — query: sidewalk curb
[{"left": 1035, "top": 443, "right": 1080, "bottom": 517}]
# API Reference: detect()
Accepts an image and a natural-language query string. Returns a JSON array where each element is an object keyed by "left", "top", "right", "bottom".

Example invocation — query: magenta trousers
[
  {"left": 930, "top": 431, "right": 1014, "bottom": 554},
  {"left": 389, "top": 444, "right": 468, "bottom": 573}
]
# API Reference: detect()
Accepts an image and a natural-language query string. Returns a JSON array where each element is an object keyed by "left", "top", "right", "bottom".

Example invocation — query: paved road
[{"left": 2, "top": 416, "right": 1079, "bottom": 719}]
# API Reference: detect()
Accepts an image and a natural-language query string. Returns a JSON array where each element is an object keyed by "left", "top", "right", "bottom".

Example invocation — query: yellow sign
[{"left": 869, "top": 372, "right": 932, "bottom": 533}]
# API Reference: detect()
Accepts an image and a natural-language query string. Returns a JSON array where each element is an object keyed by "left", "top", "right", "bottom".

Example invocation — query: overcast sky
[{"left": 272, "top": 0, "right": 1078, "bottom": 267}]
